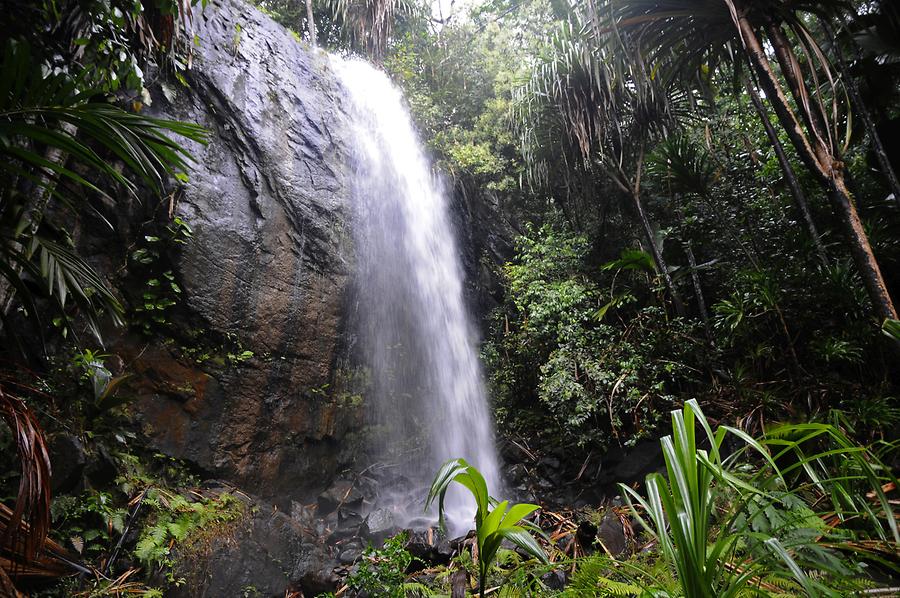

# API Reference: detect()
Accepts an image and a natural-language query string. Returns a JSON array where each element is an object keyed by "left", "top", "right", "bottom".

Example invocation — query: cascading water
[{"left": 332, "top": 56, "right": 501, "bottom": 532}]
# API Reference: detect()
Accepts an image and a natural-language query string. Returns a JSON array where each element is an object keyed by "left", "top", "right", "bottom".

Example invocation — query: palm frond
[
  {"left": 0, "top": 38, "right": 207, "bottom": 342},
  {"left": 0, "top": 390, "right": 51, "bottom": 563}
]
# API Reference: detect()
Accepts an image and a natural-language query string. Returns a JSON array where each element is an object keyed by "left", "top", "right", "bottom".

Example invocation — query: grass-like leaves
[{"left": 621, "top": 399, "right": 898, "bottom": 597}]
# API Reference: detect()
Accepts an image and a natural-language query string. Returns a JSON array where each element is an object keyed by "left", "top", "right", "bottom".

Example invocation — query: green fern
[
  {"left": 403, "top": 581, "right": 443, "bottom": 597},
  {"left": 561, "top": 555, "right": 646, "bottom": 597}
]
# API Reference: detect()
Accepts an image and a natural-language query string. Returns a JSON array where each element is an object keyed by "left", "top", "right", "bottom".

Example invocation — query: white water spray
[{"left": 332, "top": 56, "right": 501, "bottom": 532}]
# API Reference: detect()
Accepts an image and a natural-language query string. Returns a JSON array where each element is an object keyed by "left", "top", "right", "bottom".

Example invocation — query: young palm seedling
[{"left": 427, "top": 458, "right": 548, "bottom": 598}]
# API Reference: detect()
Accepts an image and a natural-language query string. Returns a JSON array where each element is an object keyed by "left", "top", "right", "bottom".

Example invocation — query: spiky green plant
[{"left": 621, "top": 399, "right": 898, "bottom": 597}]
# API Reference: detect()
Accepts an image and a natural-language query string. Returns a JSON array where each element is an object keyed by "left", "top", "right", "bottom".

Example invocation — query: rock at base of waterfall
[
  {"left": 406, "top": 530, "right": 453, "bottom": 566},
  {"left": 318, "top": 479, "right": 365, "bottom": 515},
  {"left": 167, "top": 490, "right": 340, "bottom": 597},
  {"left": 362, "top": 508, "right": 400, "bottom": 545}
]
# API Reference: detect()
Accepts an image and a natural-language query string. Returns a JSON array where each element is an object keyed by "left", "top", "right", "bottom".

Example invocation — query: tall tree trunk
[
  {"left": 828, "top": 173, "right": 897, "bottom": 320},
  {"left": 745, "top": 79, "right": 829, "bottom": 267},
  {"left": 305, "top": 0, "right": 317, "bottom": 47},
  {"left": 732, "top": 8, "right": 898, "bottom": 322},
  {"left": 766, "top": 24, "right": 832, "bottom": 157},
  {"left": 821, "top": 19, "right": 900, "bottom": 207}
]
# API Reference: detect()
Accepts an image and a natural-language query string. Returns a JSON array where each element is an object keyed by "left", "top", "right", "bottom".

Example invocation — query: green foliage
[
  {"left": 129, "top": 217, "right": 193, "bottom": 334},
  {"left": 50, "top": 491, "right": 128, "bottom": 558},
  {"left": 560, "top": 554, "right": 645, "bottom": 596},
  {"left": 71, "top": 349, "right": 133, "bottom": 412},
  {"left": 0, "top": 33, "right": 207, "bottom": 344},
  {"left": 345, "top": 532, "right": 415, "bottom": 598},
  {"left": 427, "top": 458, "right": 548, "bottom": 598},
  {"left": 486, "top": 224, "right": 702, "bottom": 450},
  {"left": 133, "top": 489, "right": 243, "bottom": 584}
]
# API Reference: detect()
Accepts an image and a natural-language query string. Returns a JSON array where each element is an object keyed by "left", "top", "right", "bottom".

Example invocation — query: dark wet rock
[
  {"left": 291, "top": 501, "right": 317, "bottom": 528},
  {"left": 338, "top": 506, "right": 365, "bottom": 528},
  {"left": 538, "top": 456, "right": 561, "bottom": 472},
  {"left": 541, "top": 569, "right": 567, "bottom": 590},
  {"left": 49, "top": 434, "right": 86, "bottom": 494},
  {"left": 504, "top": 462, "right": 529, "bottom": 484},
  {"left": 315, "top": 510, "right": 340, "bottom": 538},
  {"left": 170, "top": 494, "right": 339, "bottom": 597},
  {"left": 362, "top": 508, "right": 399, "bottom": 545},
  {"left": 85, "top": 444, "right": 118, "bottom": 488},
  {"left": 339, "top": 545, "right": 362, "bottom": 565},
  {"left": 97, "top": 0, "right": 365, "bottom": 507},
  {"left": 596, "top": 510, "right": 629, "bottom": 556},
  {"left": 596, "top": 440, "right": 664, "bottom": 488},
  {"left": 406, "top": 529, "right": 453, "bottom": 566},
  {"left": 497, "top": 437, "right": 537, "bottom": 464},
  {"left": 319, "top": 479, "right": 364, "bottom": 514}
]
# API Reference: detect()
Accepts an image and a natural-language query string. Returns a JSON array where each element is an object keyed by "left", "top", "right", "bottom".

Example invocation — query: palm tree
[
  {"left": 327, "top": 0, "right": 415, "bottom": 59},
  {"left": 596, "top": 0, "right": 897, "bottom": 323},
  {"left": 0, "top": 41, "right": 207, "bottom": 341},
  {"left": 515, "top": 20, "right": 688, "bottom": 315}
]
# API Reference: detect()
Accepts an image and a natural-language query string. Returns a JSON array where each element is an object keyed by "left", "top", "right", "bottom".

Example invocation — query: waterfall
[{"left": 332, "top": 56, "right": 501, "bottom": 532}]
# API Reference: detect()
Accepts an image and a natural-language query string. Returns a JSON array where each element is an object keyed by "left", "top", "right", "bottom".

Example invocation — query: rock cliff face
[{"left": 127, "top": 0, "right": 359, "bottom": 505}]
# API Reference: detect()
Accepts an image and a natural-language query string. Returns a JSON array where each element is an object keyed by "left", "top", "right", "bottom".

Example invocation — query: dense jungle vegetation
[{"left": 1, "top": 0, "right": 899, "bottom": 595}]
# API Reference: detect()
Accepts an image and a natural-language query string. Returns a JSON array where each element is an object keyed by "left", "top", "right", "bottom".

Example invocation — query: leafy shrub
[
  {"left": 345, "top": 532, "right": 415, "bottom": 598},
  {"left": 485, "top": 224, "right": 702, "bottom": 450}
]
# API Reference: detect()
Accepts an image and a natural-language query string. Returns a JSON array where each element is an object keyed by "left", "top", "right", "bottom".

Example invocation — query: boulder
[
  {"left": 362, "top": 508, "right": 399, "bottom": 545},
  {"left": 595, "top": 510, "right": 629, "bottom": 557},
  {"left": 318, "top": 479, "right": 364, "bottom": 515},
  {"left": 170, "top": 495, "right": 340, "bottom": 597},
  {"left": 49, "top": 434, "right": 86, "bottom": 494}
]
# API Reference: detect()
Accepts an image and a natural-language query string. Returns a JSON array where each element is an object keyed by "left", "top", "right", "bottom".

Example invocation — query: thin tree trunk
[
  {"left": 822, "top": 19, "right": 900, "bottom": 207},
  {"left": 684, "top": 241, "right": 711, "bottom": 339},
  {"left": 632, "top": 189, "right": 684, "bottom": 316},
  {"left": 305, "top": 0, "right": 317, "bottom": 47},
  {"left": 630, "top": 149, "right": 684, "bottom": 316},
  {"left": 733, "top": 8, "right": 898, "bottom": 322},
  {"left": 606, "top": 152, "right": 685, "bottom": 316},
  {"left": 745, "top": 79, "right": 829, "bottom": 267}
]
